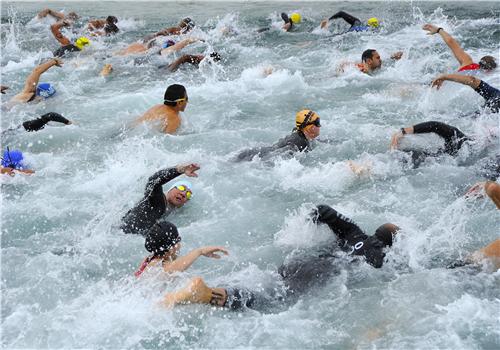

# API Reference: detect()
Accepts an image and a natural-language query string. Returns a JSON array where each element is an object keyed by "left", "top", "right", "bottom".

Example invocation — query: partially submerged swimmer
[
  {"left": 50, "top": 20, "right": 91, "bottom": 57},
  {"left": 8, "top": 58, "right": 62, "bottom": 105},
  {"left": 1, "top": 148, "right": 34, "bottom": 176},
  {"left": 120, "top": 163, "right": 199, "bottom": 235},
  {"left": 321, "top": 11, "right": 379, "bottom": 33},
  {"left": 143, "top": 17, "right": 195, "bottom": 42},
  {"left": 133, "top": 84, "right": 188, "bottom": 134},
  {"left": 339, "top": 49, "right": 403, "bottom": 74},
  {"left": 87, "top": 15, "right": 119, "bottom": 36},
  {"left": 165, "top": 52, "right": 221, "bottom": 72},
  {"left": 234, "top": 109, "right": 321, "bottom": 162}
]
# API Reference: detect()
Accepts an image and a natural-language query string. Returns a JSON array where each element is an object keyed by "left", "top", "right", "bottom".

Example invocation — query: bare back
[{"left": 135, "top": 104, "right": 181, "bottom": 134}]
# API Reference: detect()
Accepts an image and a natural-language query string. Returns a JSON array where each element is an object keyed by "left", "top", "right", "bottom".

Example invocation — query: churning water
[{"left": 1, "top": 1, "right": 499, "bottom": 349}]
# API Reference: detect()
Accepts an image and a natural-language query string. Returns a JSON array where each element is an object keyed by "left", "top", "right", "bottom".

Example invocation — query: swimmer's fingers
[
  {"left": 390, "top": 132, "right": 402, "bottom": 150},
  {"left": 431, "top": 78, "right": 444, "bottom": 90},
  {"left": 465, "top": 182, "right": 485, "bottom": 197},
  {"left": 422, "top": 23, "right": 438, "bottom": 34},
  {"left": 181, "top": 163, "right": 201, "bottom": 177}
]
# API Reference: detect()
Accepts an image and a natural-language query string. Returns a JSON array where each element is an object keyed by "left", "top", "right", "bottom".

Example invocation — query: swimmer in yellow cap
[
  {"left": 320, "top": 11, "right": 379, "bottom": 33},
  {"left": 234, "top": 109, "right": 321, "bottom": 162},
  {"left": 281, "top": 12, "right": 301, "bottom": 32},
  {"left": 51, "top": 20, "right": 90, "bottom": 57}
]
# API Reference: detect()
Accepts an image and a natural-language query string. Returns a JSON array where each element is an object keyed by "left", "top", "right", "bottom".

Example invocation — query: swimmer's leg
[{"left": 162, "top": 277, "right": 227, "bottom": 308}]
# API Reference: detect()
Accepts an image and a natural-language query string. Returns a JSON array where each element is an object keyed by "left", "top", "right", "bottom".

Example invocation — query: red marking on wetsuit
[
  {"left": 458, "top": 63, "right": 480, "bottom": 72},
  {"left": 134, "top": 256, "right": 153, "bottom": 277}
]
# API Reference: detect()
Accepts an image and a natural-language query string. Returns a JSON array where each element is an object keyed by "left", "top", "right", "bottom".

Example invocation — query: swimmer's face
[
  {"left": 178, "top": 94, "right": 188, "bottom": 112},
  {"left": 166, "top": 187, "right": 190, "bottom": 207},
  {"left": 303, "top": 123, "right": 320, "bottom": 140},
  {"left": 367, "top": 51, "right": 382, "bottom": 70}
]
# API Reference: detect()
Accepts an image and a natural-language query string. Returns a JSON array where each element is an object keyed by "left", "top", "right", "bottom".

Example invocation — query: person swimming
[
  {"left": 164, "top": 52, "right": 221, "bottom": 71},
  {"left": 2, "top": 112, "right": 72, "bottom": 135},
  {"left": 120, "top": 163, "right": 199, "bottom": 235},
  {"left": 234, "top": 109, "right": 321, "bottom": 162},
  {"left": 1, "top": 148, "right": 34, "bottom": 175},
  {"left": 51, "top": 20, "right": 90, "bottom": 57},
  {"left": 320, "top": 11, "right": 379, "bottom": 33}
]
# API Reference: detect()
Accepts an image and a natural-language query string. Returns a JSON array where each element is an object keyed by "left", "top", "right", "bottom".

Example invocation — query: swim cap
[
  {"left": 180, "top": 17, "right": 195, "bottom": 32},
  {"left": 367, "top": 17, "right": 379, "bottom": 28},
  {"left": 295, "top": 110, "right": 320, "bottom": 130},
  {"left": 36, "top": 83, "right": 56, "bottom": 98},
  {"left": 162, "top": 40, "right": 176, "bottom": 49},
  {"left": 75, "top": 37, "right": 90, "bottom": 50},
  {"left": 163, "top": 84, "right": 187, "bottom": 105},
  {"left": 1, "top": 149, "right": 25, "bottom": 169},
  {"left": 374, "top": 223, "right": 399, "bottom": 247},
  {"left": 168, "top": 180, "right": 193, "bottom": 194},
  {"left": 145, "top": 222, "right": 181, "bottom": 256},
  {"left": 290, "top": 13, "right": 302, "bottom": 24}
]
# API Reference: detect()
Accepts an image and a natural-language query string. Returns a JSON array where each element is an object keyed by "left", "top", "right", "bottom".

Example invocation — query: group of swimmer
[{"left": 2, "top": 7, "right": 499, "bottom": 313}]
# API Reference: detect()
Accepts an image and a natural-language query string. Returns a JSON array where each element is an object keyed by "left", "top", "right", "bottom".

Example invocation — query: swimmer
[
  {"left": 159, "top": 37, "right": 201, "bottom": 56},
  {"left": 1, "top": 148, "right": 34, "bottom": 176},
  {"left": 422, "top": 24, "right": 496, "bottom": 73},
  {"left": 37, "top": 8, "right": 78, "bottom": 21},
  {"left": 448, "top": 239, "right": 500, "bottom": 271},
  {"left": 431, "top": 74, "right": 500, "bottom": 113},
  {"left": 51, "top": 20, "right": 90, "bottom": 57},
  {"left": 234, "top": 109, "right": 321, "bottom": 162},
  {"left": 134, "top": 221, "right": 228, "bottom": 277},
  {"left": 120, "top": 163, "right": 199, "bottom": 235},
  {"left": 390, "top": 121, "right": 471, "bottom": 166},
  {"left": 133, "top": 84, "right": 188, "bottom": 134},
  {"left": 143, "top": 17, "right": 195, "bottom": 42},
  {"left": 165, "top": 52, "right": 221, "bottom": 72},
  {"left": 88, "top": 15, "right": 119, "bottom": 36},
  {"left": 163, "top": 204, "right": 400, "bottom": 310},
  {"left": 320, "top": 11, "right": 379, "bottom": 33},
  {"left": 114, "top": 36, "right": 200, "bottom": 57},
  {"left": 8, "top": 58, "right": 62, "bottom": 105},
  {"left": 257, "top": 12, "right": 301, "bottom": 33},
  {"left": 339, "top": 49, "right": 403, "bottom": 74},
  {"left": 2, "top": 112, "right": 72, "bottom": 135}
]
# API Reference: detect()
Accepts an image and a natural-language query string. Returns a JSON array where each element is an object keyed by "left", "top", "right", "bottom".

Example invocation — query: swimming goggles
[
  {"left": 299, "top": 111, "right": 321, "bottom": 129},
  {"left": 175, "top": 185, "right": 192, "bottom": 200},
  {"left": 164, "top": 96, "right": 188, "bottom": 103}
]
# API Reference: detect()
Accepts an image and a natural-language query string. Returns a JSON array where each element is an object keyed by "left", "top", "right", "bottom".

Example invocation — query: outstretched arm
[
  {"left": 431, "top": 74, "right": 481, "bottom": 90},
  {"left": 38, "top": 8, "right": 65, "bottom": 20},
  {"left": 21, "top": 58, "right": 62, "bottom": 95},
  {"left": 160, "top": 38, "right": 199, "bottom": 56},
  {"left": 167, "top": 54, "right": 204, "bottom": 72},
  {"left": 162, "top": 246, "right": 228, "bottom": 273},
  {"left": 50, "top": 20, "right": 72, "bottom": 46},
  {"left": 422, "top": 24, "right": 473, "bottom": 67},
  {"left": 391, "top": 121, "right": 466, "bottom": 150},
  {"left": 313, "top": 204, "right": 366, "bottom": 243}
]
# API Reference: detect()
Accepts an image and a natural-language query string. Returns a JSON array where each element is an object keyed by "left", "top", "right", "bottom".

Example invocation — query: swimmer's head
[
  {"left": 479, "top": 56, "right": 497, "bottom": 71},
  {"left": 179, "top": 17, "right": 195, "bottom": 33},
  {"left": 1, "top": 148, "right": 26, "bottom": 170},
  {"left": 295, "top": 110, "right": 321, "bottom": 139},
  {"left": 361, "top": 49, "right": 382, "bottom": 70},
  {"left": 374, "top": 223, "right": 400, "bottom": 247},
  {"left": 106, "top": 15, "right": 118, "bottom": 24},
  {"left": 163, "top": 84, "right": 188, "bottom": 110},
  {"left": 36, "top": 83, "right": 56, "bottom": 98},
  {"left": 162, "top": 40, "right": 176, "bottom": 49},
  {"left": 166, "top": 180, "right": 193, "bottom": 207},
  {"left": 104, "top": 16, "right": 119, "bottom": 34},
  {"left": 209, "top": 52, "right": 222, "bottom": 62},
  {"left": 367, "top": 17, "right": 379, "bottom": 28},
  {"left": 290, "top": 13, "right": 302, "bottom": 24},
  {"left": 75, "top": 36, "right": 90, "bottom": 50},
  {"left": 67, "top": 12, "right": 79, "bottom": 21},
  {"left": 145, "top": 221, "right": 181, "bottom": 257}
]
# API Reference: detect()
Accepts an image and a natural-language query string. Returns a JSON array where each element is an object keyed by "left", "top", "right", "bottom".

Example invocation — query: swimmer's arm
[
  {"left": 467, "top": 239, "right": 500, "bottom": 269},
  {"left": 143, "top": 167, "right": 182, "bottom": 197},
  {"left": 431, "top": 74, "right": 481, "bottom": 90},
  {"left": 162, "top": 247, "right": 228, "bottom": 273},
  {"left": 167, "top": 55, "right": 203, "bottom": 72},
  {"left": 1, "top": 167, "right": 15, "bottom": 176},
  {"left": 484, "top": 181, "right": 500, "bottom": 209},
  {"left": 155, "top": 27, "right": 180, "bottom": 37},
  {"left": 50, "top": 21, "right": 72, "bottom": 46},
  {"left": 423, "top": 24, "right": 473, "bottom": 66},
  {"left": 160, "top": 38, "right": 199, "bottom": 56},
  {"left": 38, "top": 9, "right": 65, "bottom": 20},
  {"left": 22, "top": 58, "right": 62, "bottom": 94}
]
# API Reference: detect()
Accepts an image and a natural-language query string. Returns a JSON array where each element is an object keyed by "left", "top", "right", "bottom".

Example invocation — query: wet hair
[
  {"left": 374, "top": 223, "right": 400, "bottom": 247},
  {"left": 361, "top": 49, "right": 377, "bottom": 62},
  {"left": 163, "top": 84, "right": 187, "bottom": 106},
  {"left": 67, "top": 12, "right": 79, "bottom": 20},
  {"left": 104, "top": 23, "right": 119, "bottom": 34},
  {"left": 479, "top": 56, "right": 497, "bottom": 70},
  {"left": 209, "top": 52, "right": 222, "bottom": 62},
  {"left": 144, "top": 222, "right": 181, "bottom": 257},
  {"left": 106, "top": 16, "right": 118, "bottom": 24}
]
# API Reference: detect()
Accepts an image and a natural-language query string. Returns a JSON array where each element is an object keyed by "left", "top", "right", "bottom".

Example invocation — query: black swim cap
[
  {"left": 145, "top": 222, "right": 181, "bottom": 256},
  {"left": 106, "top": 16, "right": 118, "bottom": 24},
  {"left": 374, "top": 223, "right": 399, "bottom": 247},
  {"left": 479, "top": 56, "right": 497, "bottom": 70},
  {"left": 163, "top": 84, "right": 187, "bottom": 106},
  {"left": 361, "top": 49, "right": 377, "bottom": 62}
]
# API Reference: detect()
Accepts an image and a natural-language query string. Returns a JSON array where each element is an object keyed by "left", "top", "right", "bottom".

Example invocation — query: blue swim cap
[
  {"left": 169, "top": 180, "right": 193, "bottom": 193},
  {"left": 1, "top": 149, "right": 25, "bottom": 169},
  {"left": 162, "top": 40, "right": 176, "bottom": 49},
  {"left": 36, "top": 83, "right": 56, "bottom": 98}
]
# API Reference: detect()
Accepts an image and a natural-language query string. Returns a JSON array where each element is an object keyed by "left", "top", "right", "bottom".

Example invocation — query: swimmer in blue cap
[
  {"left": 1, "top": 148, "right": 34, "bottom": 175},
  {"left": 121, "top": 163, "right": 199, "bottom": 235},
  {"left": 9, "top": 58, "right": 62, "bottom": 105}
]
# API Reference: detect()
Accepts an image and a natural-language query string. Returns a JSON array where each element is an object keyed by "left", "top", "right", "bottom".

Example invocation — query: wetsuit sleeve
[
  {"left": 328, "top": 11, "right": 360, "bottom": 26},
  {"left": 22, "top": 112, "right": 70, "bottom": 132},
  {"left": 313, "top": 205, "right": 367, "bottom": 244},
  {"left": 474, "top": 81, "right": 500, "bottom": 112},
  {"left": 412, "top": 121, "right": 468, "bottom": 155},
  {"left": 144, "top": 167, "right": 182, "bottom": 199}
]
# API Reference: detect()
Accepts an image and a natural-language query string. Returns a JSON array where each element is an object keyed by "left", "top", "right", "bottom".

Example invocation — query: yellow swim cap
[
  {"left": 295, "top": 110, "right": 320, "bottom": 130},
  {"left": 75, "top": 37, "right": 90, "bottom": 50},
  {"left": 367, "top": 17, "right": 379, "bottom": 28},
  {"left": 290, "top": 13, "right": 302, "bottom": 24}
]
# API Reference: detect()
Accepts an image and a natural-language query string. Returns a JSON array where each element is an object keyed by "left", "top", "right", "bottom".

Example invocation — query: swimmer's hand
[
  {"left": 422, "top": 23, "right": 440, "bottom": 35},
  {"left": 390, "top": 130, "right": 404, "bottom": 150},
  {"left": 60, "top": 19, "right": 73, "bottom": 27},
  {"left": 176, "top": 163, "right": 200, "bottom": 177},
  {"left": 198, "top": 246, "right": 229, "bottom": 259},
  {"left": 465, "top": 181, "right": 485, "bottom": 198},
  {"left": 53, "top": 58, "right": 64, "bottom": 67},
  {"left": 431, "top": 76, "right": 446, "bottom": 90},
  {"left": 391, "top": 51, "right": 403, "bottom": 60},
  {"left": 320, "top": 19, "right": 329, "bottom": 29},
  {"left": 0, "top": 85, "right": 9, "bottom": 94},
  {"left": 1, "top": 167, "right": 15, "bottom": 177}
]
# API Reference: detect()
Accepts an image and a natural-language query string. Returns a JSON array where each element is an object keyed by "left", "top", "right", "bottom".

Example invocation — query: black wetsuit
[
  {"left": 22, "top": 112, "right": 70, "bottom": 132},
  {"left": 53, "top": 44, "right": 80, "bottom": 58},
  {"left": 403, "top": 121, "right": 470, "bottom": 167},
  {"left": 474, "top": 80, "right": 500, "bottom": 113},
  {"left": 329, "top": 11, "right": 362, "bottom": 28},
  {"left": 235, "top": 130, "right": 310, "bottom": 162},
  {"left": 120, "top": 167, "right": 181, "bottom": 235},
  {"left": 223, "top": 205, "right": 389, "bottom": 311}
]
